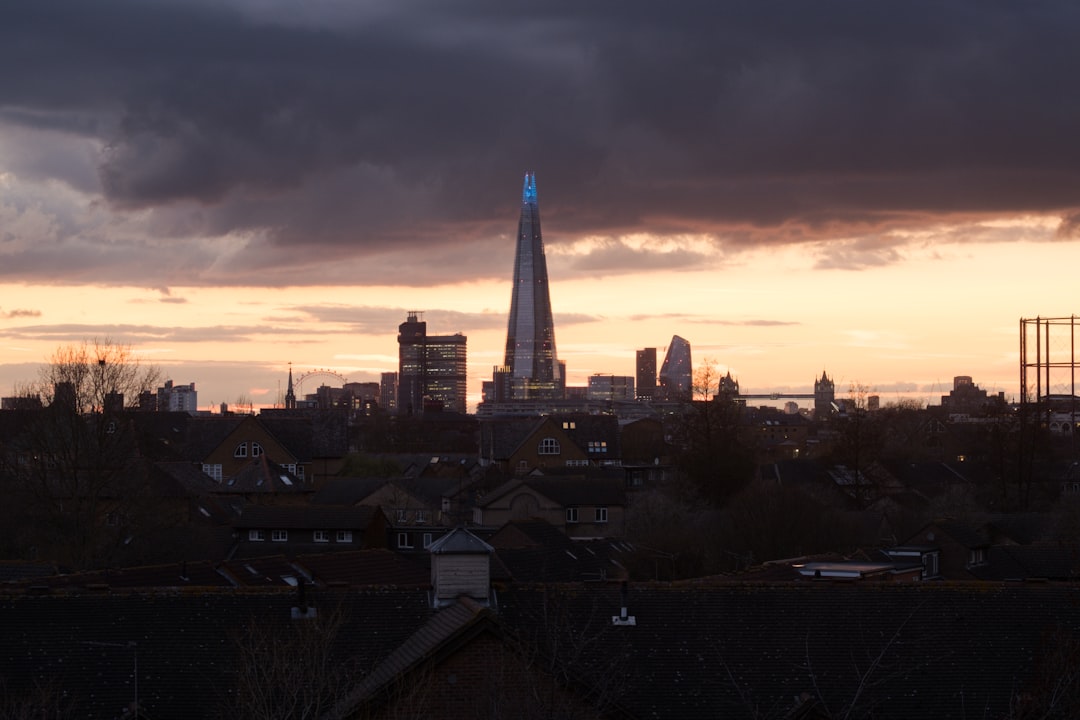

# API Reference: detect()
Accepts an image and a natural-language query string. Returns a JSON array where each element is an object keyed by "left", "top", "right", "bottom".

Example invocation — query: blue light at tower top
[{"left": 522, "top": 172, "right": 537, "bottom": 204}]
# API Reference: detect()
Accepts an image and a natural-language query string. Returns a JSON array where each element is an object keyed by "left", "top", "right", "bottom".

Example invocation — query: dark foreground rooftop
[{"left": 2, "top": 581, "right": 1078, "bottom": 719}]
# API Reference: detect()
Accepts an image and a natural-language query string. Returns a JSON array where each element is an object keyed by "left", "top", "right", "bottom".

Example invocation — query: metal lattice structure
[{"left": 1020, "top": 316, "right": 1079, "bottom": 406}]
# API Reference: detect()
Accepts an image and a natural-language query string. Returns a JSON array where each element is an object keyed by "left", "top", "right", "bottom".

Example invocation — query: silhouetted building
[
  {"left": 941, "top": 375, "right": 1003, "bottom": 415},
  {"left": 718, "top": 371, "right": 740, "bottom": 400},
  {"left": 285, "top": 365, "right": 297, "bottom": 410},
  {"left": 380, "top": 372, "right": 398, "bottom": 413},
  {"left": 658, "top": 335, "right": 692, "bottom": 401},
  {"left": 397, "top": 311, "right": 467, "bottom": 415},
  {"left": 814, "top": 370, "right": 836, "bottom": 417},
  {"left": 636, "top": 347, "right": 657, "bottom": 400},
  {"left": 157, "top": 380, "right": 198, "bottom": 415},
  {"left": 499, "top": 172, "right": 563, "bottom": 400}
]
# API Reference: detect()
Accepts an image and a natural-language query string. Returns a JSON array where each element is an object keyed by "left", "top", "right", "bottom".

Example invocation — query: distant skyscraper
[
  {"left": 380, "top": 372, "right": 398, "bottom": 413},
  {"left": 157, "top": 379, "right": 198, "bottom": 415},
  {"left": 397, "top": 311, "right": 467, "bottom": 414},
  {"left": 501, "top": 172, "right": 563, "bottom": 400},
  {"left": 658, "top": 336, "right": 692, "bottom": 402},
  {"left": 636, "top": 348, "right": 657, "bottom": 400}
]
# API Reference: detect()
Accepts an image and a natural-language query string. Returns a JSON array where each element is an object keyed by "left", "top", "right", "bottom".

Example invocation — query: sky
[{"left": 2, "top": 1, "right": 1080, "bottom": 412}]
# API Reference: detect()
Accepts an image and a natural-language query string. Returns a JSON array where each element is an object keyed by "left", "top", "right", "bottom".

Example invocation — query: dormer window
[
  {"left": 234, "top": 442, "right": 248, "bottom": 458},
  {"left": 251, "top": 442, "right": 263, "bottom": 458},
  {"left": 969, "top": 548, "right": 987, "bottom": 567},
  {"left": 538, "top": 437, "right": 561, "bottom": 455}
]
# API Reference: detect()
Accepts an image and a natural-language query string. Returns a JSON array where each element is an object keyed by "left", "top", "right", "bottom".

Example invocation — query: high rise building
[
  {"left": 380, "top": 372, "right": 398, "bottom": 413},
  {"left": 397, "top": 312, "right": 467, "bottom": 415},
  {"left": 157, "top": 380, "right": 198, "bottom": 415},
  {"left": 500, "top": 172, "right": 563, "bottom": 400},
  {"left": 658, "top": 336, "right": 692, "bottom": 402},
  {"left": 636, "top": 348, "right": 657, "bottom": 400}
]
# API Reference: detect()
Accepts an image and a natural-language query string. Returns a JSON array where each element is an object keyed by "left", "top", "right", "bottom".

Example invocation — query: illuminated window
[{"left": 538, "top": 437, "right": 561, "bottom": 455}]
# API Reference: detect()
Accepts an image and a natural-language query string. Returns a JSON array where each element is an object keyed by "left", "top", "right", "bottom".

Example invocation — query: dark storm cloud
[{"left": 4, "top": 0, "right": 1080, "bottom": 284}]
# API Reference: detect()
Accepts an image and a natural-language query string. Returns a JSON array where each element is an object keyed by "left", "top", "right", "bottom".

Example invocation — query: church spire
[{"left": 285, "top": 363, "right": 296, "bottom": 410}]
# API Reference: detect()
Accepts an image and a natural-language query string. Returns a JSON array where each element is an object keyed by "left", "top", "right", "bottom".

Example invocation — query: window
[
  {"left": 296, "top": 465, "right": 305, "bottom": 479},
  {"left": 397, "top": 532, "right": 413, "bottom": 549},
  {"left": 566, "top": 507, "right": 579, "bottom": 523},
  {"left": 442, "top": 497, "right": 451, "bottom": 512},
  {"left": 969, "top": 548, "right": 986, "bottom": 566},
  {"left": 416, "top": 510, "right": 429, "bottom": 524},
  {"left": 248, "top": 529, "right": 266, "bottom": 542},
  {"left": 314, "top": 530, "right": 329, "bottom": 543},
  {"left": 336, "top": 530, "right": 353, "bottom": 543},
  {"left": 203, "top": 464, "right": 223, "bottom": 482},
  {"left": 422, "top": 532, "right": 433, "bottom": 549},
  {"left": 234, "top": 442, "right": 248, "bottom": 458},
  {"left": 396, "top": 509, "right": 408, "bottom": 523},
  {"left": 251, "top": 442, "right": 263, "bottom": 458},
  {"left": 538, "top": 437, "right": 561, "bottom": 455},
  {"left": 566, "top": 459, "right": 588, "bottom": 467},
  {"left": 922, "top": 551, "right": 939, "bottom": 579},
  {"left": 562, "top": 421, "right": 576, "bottom": 430},
  {"left": 271, "top": 530, "right": 288, "bottom": 542},
  {"left": 588, "top": 440, "right": 608, "bottom": 453},
  {"left": 595, "top": 507, "right": 608, "bottom": 523}
]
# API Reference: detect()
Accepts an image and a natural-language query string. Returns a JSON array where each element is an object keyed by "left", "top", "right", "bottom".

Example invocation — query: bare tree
[
  {"left": 38, "top": 337, "right": 161, "bottom": 414},
  {"left": 0, "top": 339, "right": 163, "bottom": 568},
  {"left": 229, "top": 598, "right": 352, "bottom": 720}
]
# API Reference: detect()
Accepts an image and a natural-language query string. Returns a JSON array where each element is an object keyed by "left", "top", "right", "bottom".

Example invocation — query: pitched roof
[{"left": 235, "top": 504, "right": 380, "bottom": 530}]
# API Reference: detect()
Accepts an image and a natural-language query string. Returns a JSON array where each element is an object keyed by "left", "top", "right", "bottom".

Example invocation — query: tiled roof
[
  {"left": 235, "top": 504, "right": 379, "bottom": 529},
  {"left": 3, "top": 582, "right": 1080, "bottom": 719},
  {"left": 218, "top": 455, "right": 310, "bottom": 493},
  {"left": 313, "top": 476, "right": 392, "bottom": 505}
]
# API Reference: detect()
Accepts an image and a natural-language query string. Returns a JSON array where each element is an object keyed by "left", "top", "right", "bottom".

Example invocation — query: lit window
[
  {"left": 595, "top": 507, "right": 608, "bottom": 523},
  {"left": 538, "top": 437, "right": 561, "bottom": 455},
  {"left": 314, "top": 530, "right": 329, "bottom": 543},
  {"left": 566, "top": 507, "right": 579, "bottom": 523},
  {"left": 398, "top": 532, "right": 413, "bottom": 549},
  {"left": 251, "top": 443, "right": 263, "bottom": 458},
  {"left": 336, "top": 530, "right": 353, "bottom": 543},
  {"left": 249, "top": 529, "right": 266, "bottom": 542},
  {"left": 271, "top": 530, "right": 288, "bottom": 542},
  {"left": 562, "top": 421, "right": 576, "bottom": 430},
  {"left": 588, "top": 441, "right": 608, "bottom": 453},
  {"left": 234, "top": 443, "right": 248, "bottom": 458}
]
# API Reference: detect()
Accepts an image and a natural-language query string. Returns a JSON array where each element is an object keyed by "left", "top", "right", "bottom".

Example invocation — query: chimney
[{"left": 611, "top": 581, "right": 636, "bottom": 626}]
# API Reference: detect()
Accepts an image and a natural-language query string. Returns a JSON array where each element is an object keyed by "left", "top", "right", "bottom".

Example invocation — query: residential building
[{"left": 157, "top": 379, "right": 198, "bottom": 415}]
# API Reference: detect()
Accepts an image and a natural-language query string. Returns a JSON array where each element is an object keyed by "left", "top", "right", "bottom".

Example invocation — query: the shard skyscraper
[{"left": 500, "top": 172, "right": 563, "bottom": 400}]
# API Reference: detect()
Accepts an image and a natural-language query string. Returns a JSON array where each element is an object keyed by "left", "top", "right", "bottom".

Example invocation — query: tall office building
[
  {"left": 636, "top": 348, "right": 657, "bottom": 400},
  {"left": 658, "top": 336, "right": 692, "bottom": 402},
  {"left": 397, "top": 312, "right": 467, "bottom": 415},
  {"left": 380, "top": 372, "right": 398, "bottom": 414},
  {"left": 500, "top": 172, "right": 563, "bottom": 400}
]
